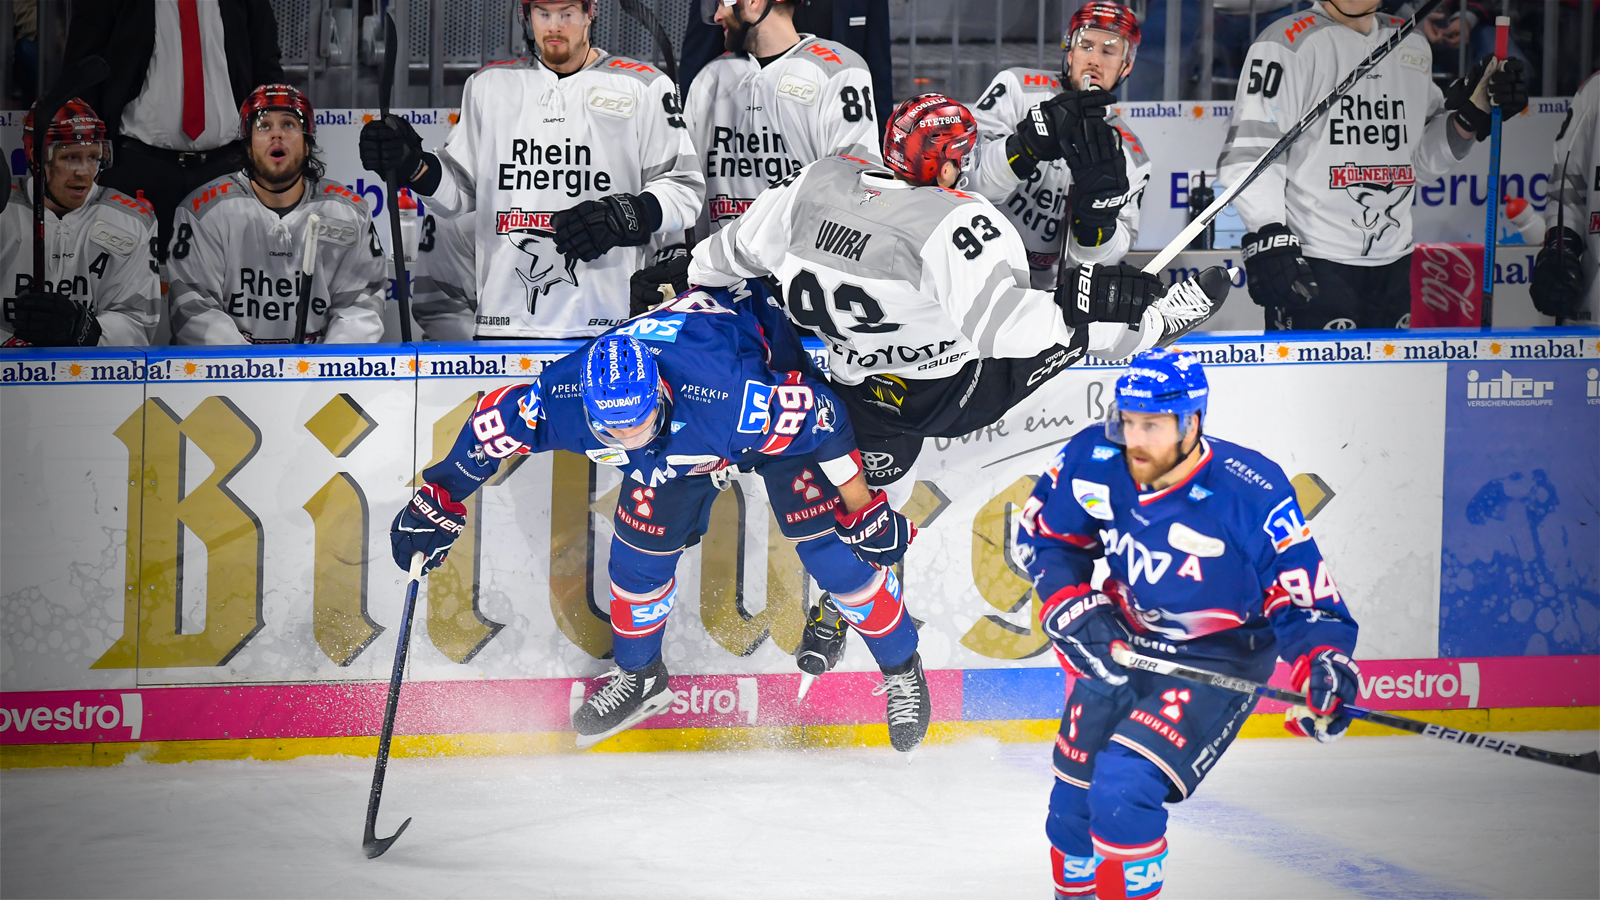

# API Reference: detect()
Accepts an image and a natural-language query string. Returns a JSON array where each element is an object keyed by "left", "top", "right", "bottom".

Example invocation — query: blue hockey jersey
[
  {"left": 1018, "top": 425, "right": 1359, "bottom": 681},
  {"left": 423, "top": 282, "right": 858, "bottom": 500}
]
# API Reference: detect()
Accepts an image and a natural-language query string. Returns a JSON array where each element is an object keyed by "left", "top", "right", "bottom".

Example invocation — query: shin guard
[
  {"left": 1090, "top": 835, "right": 1167, "bottom": 900},
  {"left": 609, "top": 579, "right": 675, "bottom": 671},
  {"left": 1051, "top": 846, "right": 1102, "bottom": 898},
  {"left": 833, "top": 568, "right": 917, "bottom": 667}
]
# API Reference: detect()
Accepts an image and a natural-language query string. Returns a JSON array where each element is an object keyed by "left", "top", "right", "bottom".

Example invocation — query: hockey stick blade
[
  {"left": 363, "top": 552, "right": 425, "bottom": 858},
  {"left": 618, "top": 0, "right": 678, "bottom": 84},
  {"left": 1142, "top": 0, "right": 1446, "bottom": 275},
  {"left": 1109, "top": 646, "right": 1600, "bottom": 776}
]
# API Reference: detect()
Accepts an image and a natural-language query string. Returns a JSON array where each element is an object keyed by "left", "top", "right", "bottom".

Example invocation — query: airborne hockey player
[
  {"left": 1532, "top": 70, "right": 1599, "bottom": 323},
  {"left": 1021, "top": 348, "right": 1359, "bottom": 899},
  {"left": 688, "top": 94, "right": 1228, "bottom": 507},
  {"left": 359, "top": 0, "right": 703, "bottom": 340},
  {"left": 966, "top": 2, "right": 1151, "bottom": 288},
  {"left": 1, "top": 100, "right": 159, "bottom": 347},
  {"left": 389, "top": 285, "right": 931, "bottom": 751},
  {"left": 167, "top": 85, "right": 386, "bottom": 344},
  {"left": 1219, "top": 0, "right": 1527, "bottom": 330}
]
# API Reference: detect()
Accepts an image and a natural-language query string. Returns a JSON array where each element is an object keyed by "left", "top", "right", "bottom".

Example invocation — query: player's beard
[
  {"left": 722, "top": 14, "right": 752, "bottom": 53},
  {"left": 249, "top": 143, "right": 308, "bottom": 194},
  {"left": 1124, "top": 433, "right": 1198, "bottom": 487}
]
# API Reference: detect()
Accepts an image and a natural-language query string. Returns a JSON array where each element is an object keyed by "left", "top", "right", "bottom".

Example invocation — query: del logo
[
  {"left": 708, "top": 195, "right": 755, "bottom": 221},
  {"left": 587, "top": 88, "right": 635, "bottom": 118},
  {"left": 497, "top": 209, "right": 554, "bottom": 233},
  {"left": 1328, "top": 163, "right": 1416, "bottom": 189},
  {"left": 777, "top": 74, "right": 819, "bottom": 105},
  {"left": 737, "top": 380, "right": 775, "bottom": 433},
  {"left": 1071, "top": 479, "right": 1114, "bottom": 521},
  {"left": 617, "top": 314, "right": 684, "bottom": 342},
  {"left": 1263, "top": 495, "right": 1311, "bottom": 552}
]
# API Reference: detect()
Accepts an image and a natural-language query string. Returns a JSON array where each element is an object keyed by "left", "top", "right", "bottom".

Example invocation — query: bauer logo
[
  {"left": 1466, "top": 369, "right": 1554, "bottom": 406},
  {"left": 586, "top": 87, "right": 636, "bottom": 118}
]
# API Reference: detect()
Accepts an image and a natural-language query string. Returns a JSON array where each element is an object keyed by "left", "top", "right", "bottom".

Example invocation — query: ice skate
[
  {"left": 874, "top": 652, "right": 931, "bottom": 752},
  {"left": 572, "top": 657, "right": 674, "bottom": 749},
  {"left": 796, "top": 594, "right": 849, "bottom": 701},
  {"left": 1153, "top": 265, "right": 1232, "bottom": 347}
]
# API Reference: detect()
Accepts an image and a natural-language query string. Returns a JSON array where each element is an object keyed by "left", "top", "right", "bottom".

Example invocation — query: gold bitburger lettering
[{"left": 498, "top": 139, "right": 612, "bottom": 198}]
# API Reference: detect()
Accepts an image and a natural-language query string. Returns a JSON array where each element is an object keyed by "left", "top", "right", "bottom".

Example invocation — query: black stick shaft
[
  {"left": 363, "top": 553, "right": 422, "bottom": 858},
  {"left": 293, "top": 215, "right": 319, "bottom": 343},
  {"left": 380, "top": 11, "right": 414, "bottom": 342},
  {"left": 1113, "top": 647, "right": 1599, "bottom": 775}
]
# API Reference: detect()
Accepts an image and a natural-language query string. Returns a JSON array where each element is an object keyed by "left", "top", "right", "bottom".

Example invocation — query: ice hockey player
[
  {"left": 358, "top": 0, "right": 703, "bottom": 340},
  {"left": 389, "top": 283, "right": 932, "bottom": 751},
  {"left": 167, "top": 85, "right": 386, "bottom": 344},
  {"left": 1, "top": 99, "right": 159, "bottom": 347},
  {"left": 411, "top": 209, "right": 478, "bottom": 341},
  {"left": 1219, "top": 0, "right": 1527, "bottom": 330},
  {"left": 1018, "top": 347, "right": 1360, "bottom": 899},
  {"left": 1532, "top": 70, "right": 1599, "bottom": 323},
  {"left": 687, "top": 93, "right": 1228, "bottom": 506},
  {"left": 966, "top": 1, "right": 1151, "bottom": 288}
]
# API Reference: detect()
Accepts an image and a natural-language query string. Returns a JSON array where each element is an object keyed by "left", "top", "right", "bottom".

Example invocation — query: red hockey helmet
[
  {"left": 1065, "top": 1, "right": 1142, "bottom": 63},
  {"left": 23, "top": 98, "right": 110, "bottom": 169},
  {"left": 882, "top": 93, "right": 978, "bottom": 187},
  {"left": 240, "top": 83, "right": 315, "bottom": 140},
  {"left": 524, "top": 0, "right": 596, "bottom": 22}
]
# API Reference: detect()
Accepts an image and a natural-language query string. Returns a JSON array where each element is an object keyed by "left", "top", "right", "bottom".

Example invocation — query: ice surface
[{"left": 3, "top": 730, "right": 1596, "bottom": 899}]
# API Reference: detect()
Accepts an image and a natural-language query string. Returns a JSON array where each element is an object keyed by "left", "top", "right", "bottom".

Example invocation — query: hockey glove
[
  {"left": 1530, "top": 226, "right": 1586, "bottom": 320},
  {"left": 552, "top": 192, "right": 663, "bottom": 263},
  {"left": 1241, "top": 223, "right": 1317, "bottom": 309},
  {"left": 629, "top": 246, "right": 692, "bottom": 317},
  {"left": 1064, "top": 117, "right": 1129, "bottom": 247},
  {"left": 1057, "top": 262, "right": 1162, "bottom": 327},
  {"left": 359, "top": 114, "right": 431, "bottom": 186},
  {"left": 11, "top": 292, "right": 101, "bottom": 347},
  {"left": 1041, "top": 585, "right": 1131, "bottom": 685},
  {"left": 1005, "top": 89, "right": 1117, "bottom": 177},
  {"left": 1447, "top": 55, "right": 1528, "bottom": 141},
  {"left": 390, "top": 483, "right": 467, "bottom": 574},
  {"left": 834, "top": 489, "right": 917, "bottom": 568},
  {"left": 1285, "top": 647, "right": 1360, "bottom": 743}
]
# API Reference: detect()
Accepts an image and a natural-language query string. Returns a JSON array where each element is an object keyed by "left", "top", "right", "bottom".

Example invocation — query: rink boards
[{"left": 1, "top": 328, "right": 1596, "bottom": 763}]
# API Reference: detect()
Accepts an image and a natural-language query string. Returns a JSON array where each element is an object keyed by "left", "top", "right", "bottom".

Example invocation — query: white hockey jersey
[
  {"left": 0, "top": 180, "right": 159, "bottom": 347},
  {"left": 1218, "top": 6, "right": 1469, "bottom": 265},
  {"left": 1551, "top": 73, "right": 1600, "bottom": 321},
  {"left": 411, "top": 210, "right": 477, "bottom": 341},
  {"left": 686, "top": 156, "right": 1158, "bottom": 385},
  {"left": 167, "top": 173, "right": 387, "bottom": 344},
  {"left": 684, "top": 36, "right": 881, "bottom": 235},
  {"left": 967, "top": 68, "right": 1151, "bottom": 288},
  {"left": 425, "top": 52, "right": 704, "bottom": 339}
]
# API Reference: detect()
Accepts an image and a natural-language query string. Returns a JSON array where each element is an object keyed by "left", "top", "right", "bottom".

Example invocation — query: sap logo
[
  {"left": 1188, "top": 484, "right": 1212, "bottom": 501},
  {"left": 835, "top": 600, "right": 871, "bottom": 626},
  {"left": 1100, "top": 528, "right": 1173, "bottom": 586},
  {"left": 777, "top": 74, "right": 818, "bottom": 105},
  {"left": 586, "top": 447, "right": 628, "bottom": 466},
  {"left": 617, "top": 314, "right": 684, "bottom": 342},
  {"left": 1071, "top": 478, "right": 1114, "bottom": 521},
  {"left": 671, "top": 420, "right": 686, "bottom": 434},
  {"left": 1091, "top": 445, "right": 1118, "bottom": 461},
  {"left": 737, "top": 380, "right": 775, "bottom": 433},
  {"left": 587, "top": 88, "right": 636, "bottom": 118},
  {"left": 1466, "top": 369, "right": 1553, "bottom": 401},
  {"left": 1262, "top": 495, "right": 1311, "bottom": 553},
  {"left": 632, "top": 599, "right": 673, "bottom": 627},
  {"left": 1124, "top": 852, "right": 1167, "bottom": 896},
  {"left": 1060, "top": 855, "right": 1096, "bottom": 880}
]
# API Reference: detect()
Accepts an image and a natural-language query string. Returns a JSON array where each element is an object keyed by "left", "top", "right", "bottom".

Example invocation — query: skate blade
[
  {"left": 797, "top": 672, "right": 817, "bottom": 702},
  {"left": 574, "top": 690, "right": 675, "bottom": 749}
]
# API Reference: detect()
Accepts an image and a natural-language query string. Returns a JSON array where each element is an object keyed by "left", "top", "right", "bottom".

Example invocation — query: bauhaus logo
[{"left": 1466, "top": 369, "right": 1553, "bottom": 407}]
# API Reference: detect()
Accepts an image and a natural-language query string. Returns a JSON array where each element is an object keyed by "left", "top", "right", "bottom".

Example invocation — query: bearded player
[
  {"left": 167, "top": 85, "right": 386, "bottom": 344},
  {"left": 0, "top": 99, "right": 159, "bottom": 347},
  {"left": 1017, "top": 348, "right": 1359, "bottom": 899}
]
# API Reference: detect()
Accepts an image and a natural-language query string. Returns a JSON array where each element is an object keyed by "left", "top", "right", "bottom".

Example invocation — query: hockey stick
[
  {"left": 31, "top": 56, "right": 109, "bottom": 287},
  {"left": 363, "top": 551, "right": 425, "bottom": 859},
  {"left": 618, "top": 0, "right": 678, "bottom": 85},
  {"left": 1478, "top": 16, "right": 1510, "bottom": 327},
  {"left": 1141, "top": 0, "right": 1446, "bottom": 276},
  {"left": 1552, "top": 149, "right": 1571, "bottom": 327},
  {"left": 293, "top": 214, "right": 321, "bottom": 343},
  {"left": 1109, "top": 646, "right": 1600, "bottom": 776},
  {"left": 380, "top": 11, "right": 415, "bottom": 343}
]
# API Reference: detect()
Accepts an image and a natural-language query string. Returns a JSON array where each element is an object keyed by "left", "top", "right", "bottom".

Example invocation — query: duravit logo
[{"left": 1466, "top": 369, "right": 1553, "bottom": 407}]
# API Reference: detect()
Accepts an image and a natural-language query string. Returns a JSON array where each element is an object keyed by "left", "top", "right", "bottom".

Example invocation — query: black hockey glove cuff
[
  {"left": 11, "top": 292, "right": 101, "bottom": 346},
  {"left": 359, "top": 115, "right": 428, "bottom": 185},
  {"left": 553, "top": 192, "right": 663, "bottom": 263},
  {"left": 1057, "top": 262, "right": 1161, "bottom": 327},
  {"left": 1241, "top": 223, "right": 1318, "bottom": 309},
  {"left": 629, "top": 246, "right": 692, "bottom": 317},
  {"left": 1531, "top": 225, "right": 1586, "bottom": 319},
  {"left": 1448, "top": 55, "right": 1528, "bottom": 141}
]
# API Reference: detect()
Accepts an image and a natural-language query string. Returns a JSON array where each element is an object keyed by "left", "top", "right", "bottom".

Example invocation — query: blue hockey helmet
[
  {"left": 1104, "top": 347, "right": 1208, "bottom": 444},
  {"left": 583, "top": 334, "right": 672, "bottom": 450}
]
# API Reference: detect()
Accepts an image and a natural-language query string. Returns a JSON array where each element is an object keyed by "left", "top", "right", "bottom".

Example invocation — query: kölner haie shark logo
[
  {"left": 497, "top": 209, "right": 579, "bottom": 314},
  {"left": 1328, "top": 163, "right": 1416, "bottom": 256}
]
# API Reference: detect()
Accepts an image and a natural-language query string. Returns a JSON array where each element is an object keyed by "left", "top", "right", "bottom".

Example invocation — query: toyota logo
[{"left": 861, "top": 451, "right": 895, "bottom": 471}]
